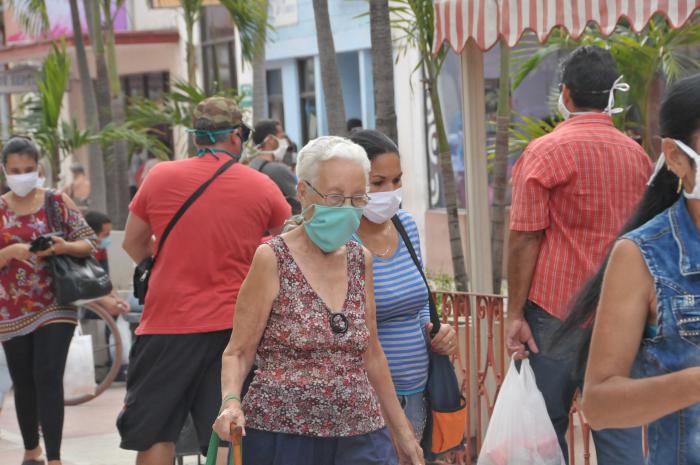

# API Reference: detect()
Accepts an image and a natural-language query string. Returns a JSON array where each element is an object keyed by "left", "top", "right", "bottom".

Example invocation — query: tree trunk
[
  {"left": 70, "top": 0, "right": 107, "bottom": 213},
  {"left": 427, "top": 74, "right": 468, "bottom": 292},
  {"left": 86, "top": 0, "right": 128, "bottom": 228},
  {"left": 311, "top": 0, "right": 347, "bottom": 136},
  {"left": 252, "top": 50, "right": 267, "bottom": 124},
  {"left": 369, "top": 0, "right": 397, "bottom": 142},
  {"left": 490, "top": 42, "right": 510, "bottom": 294},
  {"left": 185, "top": 13, "right": 197, "bottom": 87},
  {"left": 101, "top": 0, "right": 130, "bottom": 229}
]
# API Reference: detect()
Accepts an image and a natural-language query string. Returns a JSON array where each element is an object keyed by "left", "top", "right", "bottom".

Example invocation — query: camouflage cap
[{"left": 192, "top": 97, "right": 243, "bottom": 130}]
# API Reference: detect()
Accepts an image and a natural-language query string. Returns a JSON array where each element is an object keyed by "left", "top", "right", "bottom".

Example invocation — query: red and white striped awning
[{"left": 434, "top": 0, "right": 700, "bottom": 52}]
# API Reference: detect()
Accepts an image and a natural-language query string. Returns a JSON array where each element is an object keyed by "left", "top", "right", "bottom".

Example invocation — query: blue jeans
[
  {"left": 524, "top": 301, "right": 644, "bottom": 465},
  {"left": 398, "top": 391, "right": 427, "bottom": 440},
  {"left": 240, "top": 427, "right": 397, "bottom": 465}
]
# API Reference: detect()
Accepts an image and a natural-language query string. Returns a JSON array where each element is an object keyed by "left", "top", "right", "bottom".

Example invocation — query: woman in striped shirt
[{"left": 349, "top": 130, "right": 457, "bottom": 440}]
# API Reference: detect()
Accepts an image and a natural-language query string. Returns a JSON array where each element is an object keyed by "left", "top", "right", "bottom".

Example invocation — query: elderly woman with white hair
[{"left": 213, "top": 136, "right": 424, "bottom": 465}]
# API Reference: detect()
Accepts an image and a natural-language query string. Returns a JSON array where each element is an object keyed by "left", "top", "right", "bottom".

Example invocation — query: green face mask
[{"left": 303, "top": 204, "right": 363, "bottom": 253}]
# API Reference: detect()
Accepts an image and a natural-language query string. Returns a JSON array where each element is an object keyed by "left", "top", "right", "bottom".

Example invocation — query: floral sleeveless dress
[
  {"left": 243, "top": 237, "right": 385, "bottom": 437},
  {"left": 0, "top": 192, "right": 96, "bottom": 341}
]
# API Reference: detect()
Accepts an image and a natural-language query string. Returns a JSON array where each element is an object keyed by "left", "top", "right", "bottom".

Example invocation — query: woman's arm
[
  {"left": 0, "top": 243, "right": 31, "bottom": 267},
  {"left": 583, "top": 239, "right": 700, "bottom": 429},
  {"left": 362, "top": 249, "right": 423, "bottom": 465},
  {"left": 213, "top": 244, "right": 279, "bottom": 438}
]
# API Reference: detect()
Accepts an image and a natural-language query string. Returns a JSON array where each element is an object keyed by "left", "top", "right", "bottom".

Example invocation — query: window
[
  {"left": 121, "top": 72, "right": 173, "bottom": 156},
  {"left": 201, "top": 5, "right": 238, "bottom": 94},
  {"left": 267, "top": 69, "right": 284, "bottom": 127},
  {"left": 298, "top": 58, "right": 317, "bottom": 145}
]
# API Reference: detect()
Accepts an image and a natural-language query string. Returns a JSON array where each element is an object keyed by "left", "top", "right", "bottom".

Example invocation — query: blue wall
[
  {"left": 264, "top": 0, "right": 375, "bottom": 144},
  {"left": 266, "top": 0, "right": 371, "bottom": 61}
]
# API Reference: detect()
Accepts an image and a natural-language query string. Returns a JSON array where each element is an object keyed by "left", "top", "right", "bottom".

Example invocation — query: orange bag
[{"left": 431, "top": 397, "right": 468, "bottom": 454}]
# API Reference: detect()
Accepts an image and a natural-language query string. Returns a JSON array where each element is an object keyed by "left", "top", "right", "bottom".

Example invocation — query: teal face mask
[
  {"left": 186, "top": 127, "right": 244, "bottom": 160},
  {"left": 303, "top": 204, "right": 363, "bottom": 253}
]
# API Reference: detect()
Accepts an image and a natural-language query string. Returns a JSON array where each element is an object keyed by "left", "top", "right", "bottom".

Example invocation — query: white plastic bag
[
  {"left": 477, "top": 358, "right": 564, "bottom": 465},
  {"left": 63, "top": 326, "right": 96, "bottom": 399},
  {"left": 109, "top": 315, "right": 132, "bottom": 364}
]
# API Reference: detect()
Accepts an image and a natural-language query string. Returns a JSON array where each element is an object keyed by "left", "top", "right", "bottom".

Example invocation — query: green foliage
[
  {"left": 218, "top": 0, "right": 270, "bottom": 62},
  {"left": 389, "top": 0, "right": 448, "bottom": 78},
  {"left": 6, "top": 0, "right": 50, "bottom": 37},
  {"left": 125, "top": 80, "right": 245, "bottom": 158},
  {"left": 511, "top": 14, "right": 700, "bottom": 152}
]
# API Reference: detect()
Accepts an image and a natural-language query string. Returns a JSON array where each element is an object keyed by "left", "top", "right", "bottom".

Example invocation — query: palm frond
[
  {"left": 6, "top": 0, "right": 50, "bottom": 37},
  {"left": 218, "top": 0, "right": 271, "bottom": 62}
]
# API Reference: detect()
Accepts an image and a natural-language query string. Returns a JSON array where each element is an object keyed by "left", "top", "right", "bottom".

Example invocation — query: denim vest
[{"left": 624, "top": 198, "right": 700, "bottom": 465}]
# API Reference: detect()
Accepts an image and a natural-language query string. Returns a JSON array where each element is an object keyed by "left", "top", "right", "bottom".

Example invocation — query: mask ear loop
[
  {"left": 647, "top": 153, "right": 666, "bottom": 186},
  {"left": 605, "top": 75, "right": 630, "bottom": 115}
]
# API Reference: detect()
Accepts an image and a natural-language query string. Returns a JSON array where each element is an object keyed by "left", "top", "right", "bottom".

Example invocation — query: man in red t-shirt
[
  {"left": 506, "top": 47, "right": 652, "bottom": 464},
  {"left": 117, "top": 97, "right": 290, "bottom": 464}
]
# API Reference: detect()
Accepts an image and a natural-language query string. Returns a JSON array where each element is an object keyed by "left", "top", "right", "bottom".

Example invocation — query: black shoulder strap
[
  {"left": 256, "top": 159, "right": 270, "bottom": 173},
  {"left": 153, "top": 158, "right": 236, "bottom": 263},
  {"left": 391, "top": 214, "right": 441, "bottom": 336},
  {"left": 44, "top": 189, "right": 61, "bottom": 232}
]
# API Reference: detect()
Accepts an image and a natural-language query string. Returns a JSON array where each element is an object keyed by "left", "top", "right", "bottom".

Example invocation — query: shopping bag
[
  {"left": 63, "top": 326, "right": 96, "bottom": 399},
  {"left": 109, "top": 315, "right": 132, "bottom": 363},
  {"left": 477, "top": 358, "right": 564, "bottom": 465}
]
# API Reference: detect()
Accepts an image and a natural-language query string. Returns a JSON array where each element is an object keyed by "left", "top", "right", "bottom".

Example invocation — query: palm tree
[
  {"left": 513, "top": 15, "right": 700, "bottom": 154},
  {"left": 369, "top": 0, "right": 398, "bottom": 142},
  {"left": 218, "top": 0, "right": 269, "bottom": 124},
  {"left": 97, "top": 0, "right": 131, "bottom": 228},
  {"left": 179, "top": 0, "right": 204, "bottom": 86},
  {"left": 391, "top": 0, "right": 468, "bottom": 291},
  {"left": 311, "top": 0, "right": 347, "bottom": 136},
  {"left": 490, "top": 41, "right": 511, "bottom": 294},
  {"left": 68, "top": 0, "right": 107, "bottom": 213}
]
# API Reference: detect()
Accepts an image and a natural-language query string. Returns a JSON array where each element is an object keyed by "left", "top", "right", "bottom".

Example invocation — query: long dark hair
[{"left": 555, "top": 73, "right": 700, "bottom": 368}]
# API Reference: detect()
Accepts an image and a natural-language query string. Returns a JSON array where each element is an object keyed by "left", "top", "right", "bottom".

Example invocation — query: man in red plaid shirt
[{"left": 506, "top": 46, "right": 652, "bottom": 465}]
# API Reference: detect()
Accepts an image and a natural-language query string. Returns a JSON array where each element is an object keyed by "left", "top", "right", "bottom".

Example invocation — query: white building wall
[{"left": 394, "top": 46, "right": 429, "bottom": 257}]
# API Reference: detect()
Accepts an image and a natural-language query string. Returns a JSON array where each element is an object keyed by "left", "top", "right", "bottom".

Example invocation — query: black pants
[{"left": 2, "top": 323, "right": 75, "bottom": 461}]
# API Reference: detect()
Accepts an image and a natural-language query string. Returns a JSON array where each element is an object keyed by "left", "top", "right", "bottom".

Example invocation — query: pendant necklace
[{"left": 328, "top": 311, "right": 349, "bottom": 334}]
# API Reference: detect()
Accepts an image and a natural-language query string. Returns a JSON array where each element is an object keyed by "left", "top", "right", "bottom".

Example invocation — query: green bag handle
[{"left": 205, "top": 431, "right": 242, "bottom": 465}]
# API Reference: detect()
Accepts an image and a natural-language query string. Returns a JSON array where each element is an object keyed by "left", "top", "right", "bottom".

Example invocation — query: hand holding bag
[
  {"left": 477, "top": 358, "right": 564, "bottom": 465},
  {"left": 133, "top": 158, "right": 236, "bottom": 304},
  {"left": 44, "top": 191, "right": 112, "bottom": 305},
  {"left": 392, "top": 215, "right": 467, "bottom": 459}
]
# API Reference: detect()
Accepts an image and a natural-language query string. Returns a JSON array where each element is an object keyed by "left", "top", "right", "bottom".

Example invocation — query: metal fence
[{"left": 431, "top": 291, "right": 594, "bottom": 465}]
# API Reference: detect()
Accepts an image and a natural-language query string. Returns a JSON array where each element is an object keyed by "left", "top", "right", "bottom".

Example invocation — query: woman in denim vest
[{"left": 561, "top": 74, "right": 700, "bottom": 464}]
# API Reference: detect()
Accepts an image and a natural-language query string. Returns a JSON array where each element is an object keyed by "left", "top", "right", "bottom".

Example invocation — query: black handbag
[
  {"left": 133, "top": 158, "right": 237, "bottom": 304},
  {"left": 44, "top": 191, "right": 113, "bottom": 305},
  {"left": 392, "top": 215, "right": 467, "bottom": 460}
]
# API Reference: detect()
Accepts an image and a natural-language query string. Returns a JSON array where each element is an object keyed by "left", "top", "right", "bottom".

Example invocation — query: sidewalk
[
  {"left": 0, "top": 384, "right": 134, "bottom": 465},
  {"left": 0, "top": 384, "right": 161, "bottom": 465}
]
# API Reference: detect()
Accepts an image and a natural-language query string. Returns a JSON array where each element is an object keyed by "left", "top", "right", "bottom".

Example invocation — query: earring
[{"left": 678, "top": 178, "right": 684, "bottom": 194}]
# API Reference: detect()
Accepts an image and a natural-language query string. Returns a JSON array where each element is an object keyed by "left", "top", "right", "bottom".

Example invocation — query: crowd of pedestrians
[{"left": 0, "top": 43, "right": 698, "bottom": 465}]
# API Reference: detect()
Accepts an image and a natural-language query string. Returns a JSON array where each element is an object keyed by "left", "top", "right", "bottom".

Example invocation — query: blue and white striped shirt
[{"left": 355, "top": 210, "right": 430, "bottom": 394}]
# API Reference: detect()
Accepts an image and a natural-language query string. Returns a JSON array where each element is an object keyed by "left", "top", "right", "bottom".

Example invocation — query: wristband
[{"left": 221, "top": 394, "right": 241, "bottom": 408}]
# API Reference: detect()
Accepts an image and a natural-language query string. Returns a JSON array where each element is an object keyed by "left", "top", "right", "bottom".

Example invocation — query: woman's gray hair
[{"left": 295, "top": 136, "right": 370, "bottom": 185}]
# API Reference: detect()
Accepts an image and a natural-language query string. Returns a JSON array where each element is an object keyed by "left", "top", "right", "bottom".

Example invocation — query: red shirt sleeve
[
  {"left": 266, "top": 186, "right": 292, "bottom": 232},
  {"left": 510, "top": 145, "right": 559, "bottom": 232}
]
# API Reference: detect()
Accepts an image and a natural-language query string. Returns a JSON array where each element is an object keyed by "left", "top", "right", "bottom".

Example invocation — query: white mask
[
  {"left": 675, "top": 139, "right": 700, "bottom": 200},
  {"left": 5, "top": 171, "right": 39, "bottom": 197},
  {"left": 558, "top": 75, "right": 630, "bottom": 120},
  {"left": 260, "top": 136, "right": 289, "bottom": 161},
  {"left": 363, "top": 188, "right": 402, "bottom": 223},
  {"left": 36, "top": 176, "right": 46, "bottom": 188}
]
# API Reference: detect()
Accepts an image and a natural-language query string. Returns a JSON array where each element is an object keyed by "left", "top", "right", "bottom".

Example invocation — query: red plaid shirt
[{"left": 510, "top": 113, "right": 652, "bottom": 320}]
